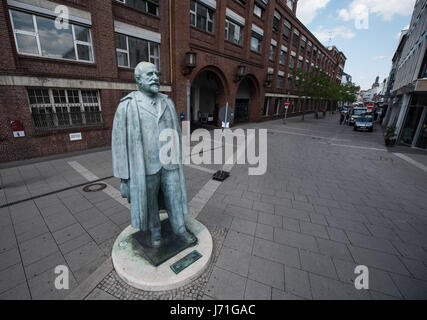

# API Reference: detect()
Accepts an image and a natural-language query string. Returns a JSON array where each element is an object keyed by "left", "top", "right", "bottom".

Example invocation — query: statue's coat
[{"left": 111, "top": 91, "right": 189, "bottom": 231}]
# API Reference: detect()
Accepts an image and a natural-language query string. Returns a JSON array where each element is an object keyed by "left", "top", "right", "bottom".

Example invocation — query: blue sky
[{"left": 296, "top": 0, "right": 416, "bottom": 90}]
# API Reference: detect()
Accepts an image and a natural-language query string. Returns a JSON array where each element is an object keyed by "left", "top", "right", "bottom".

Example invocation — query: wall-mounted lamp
[
  {"left": 234, "top": 65, "right": 246, "bottom": 82},
  {"left": 182, "top": 50, "right": 197, "bottom": 75}
]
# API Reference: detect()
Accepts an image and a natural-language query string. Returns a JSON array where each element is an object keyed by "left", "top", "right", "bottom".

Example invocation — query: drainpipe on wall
[{"left": 169, "top": 0, "right": 173, "bottom": 85}]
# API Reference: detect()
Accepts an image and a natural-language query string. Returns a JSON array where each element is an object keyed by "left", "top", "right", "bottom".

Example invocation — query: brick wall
[{"left": 0, "top": 0, "right": 345, "bottom": 162}]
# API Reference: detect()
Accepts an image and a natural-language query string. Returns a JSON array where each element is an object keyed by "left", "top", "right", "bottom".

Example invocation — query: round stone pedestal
[{"left": 112, "top": 215, "right": 213, "bottom": 291}]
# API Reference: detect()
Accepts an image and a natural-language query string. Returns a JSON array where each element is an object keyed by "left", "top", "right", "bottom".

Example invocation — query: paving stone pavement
[{"left": 1, "top": 114, "right": 427, "bottom": 300}]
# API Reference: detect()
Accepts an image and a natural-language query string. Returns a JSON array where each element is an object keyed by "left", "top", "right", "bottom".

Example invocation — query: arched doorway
[
  {"left": 234, "top": 76, "right": 258, "bottom": 124},
  {"left": 191, "top": 69, "right": 226, "bottom": 129}
]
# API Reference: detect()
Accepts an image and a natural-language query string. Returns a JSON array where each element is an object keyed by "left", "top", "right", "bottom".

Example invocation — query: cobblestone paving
[{"left": 95, "top": 226, "right": 227, "bottom": 300}]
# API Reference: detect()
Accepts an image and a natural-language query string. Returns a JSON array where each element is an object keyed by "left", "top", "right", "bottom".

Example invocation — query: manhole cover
[{"left": 83, "top": 183, "right": 107, "bottom": 193}]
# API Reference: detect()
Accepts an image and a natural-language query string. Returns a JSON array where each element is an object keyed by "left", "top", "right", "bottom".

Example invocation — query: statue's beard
[{"left": 139, "top": 82, "right": 160, "bottom": 95}]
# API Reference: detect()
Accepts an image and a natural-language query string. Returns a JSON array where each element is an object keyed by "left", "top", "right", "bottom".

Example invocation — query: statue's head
[{"left": 134, "top": 62, "right": 160, "bottom": 96}]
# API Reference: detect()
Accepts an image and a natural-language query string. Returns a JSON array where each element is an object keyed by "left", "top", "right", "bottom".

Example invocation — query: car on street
[
  {"left": 349, "top": 107, "right": 368, "bottom": 125},
  {"left": 354, "top": 115, "right": 374, "bottom": 132}
]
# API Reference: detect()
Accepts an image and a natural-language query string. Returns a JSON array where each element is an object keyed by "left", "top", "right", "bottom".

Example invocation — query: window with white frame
[
  {"left": 28, "top": 88, "right": 102, "bottom": 130},
  {"left": 225, "top": 19, "right": 243, "bottom": 45},
  {"left": 115, "top": 33, "right": 160, "bottom": 70},
  {"left": 287, "top": 0, "right": 294, "bottom": 10},
  {"left": 116, "top": 0, "right": 159, "bottom": 16},
  {"left": 190, "top": 0, "right": 215, "bottom": 33},
  {"left": 9, "top": 9, "right": 94, "bottom": 62},
  {"left": 307, "top": 41, "right": 312, "bottom": 55},
  {"left": 287, "top": 74, "right": 293, "bottom": 90}
]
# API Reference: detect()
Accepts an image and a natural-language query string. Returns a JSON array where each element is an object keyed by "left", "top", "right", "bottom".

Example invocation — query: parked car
[
  {"left": 354, "top": 115, "right": 373, "bottom": 132},
  {"left": 349, "top": 107, "right": 368, "bottom": 125}
]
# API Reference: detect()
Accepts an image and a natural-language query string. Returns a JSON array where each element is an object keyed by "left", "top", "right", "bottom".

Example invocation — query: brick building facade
[{"left": 0, "top": 0, "right": 346, "bottom": 162}]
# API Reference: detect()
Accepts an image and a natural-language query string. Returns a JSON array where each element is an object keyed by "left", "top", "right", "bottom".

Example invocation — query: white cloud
[
  {"left": 338, "top": 0, "right": 416, "bottom": 24},
  {"left": 313, "top": 26, "right": 356, "bottom": 43},
  {"left": 296, "top": 0, "right": 331, "bottom": 25},
  {"left": 373, "top": 55, "right": 387, "bottom": 60}
]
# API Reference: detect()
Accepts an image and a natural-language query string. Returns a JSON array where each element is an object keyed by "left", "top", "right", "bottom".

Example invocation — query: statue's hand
[{"left": 120, "top": 179, "right": 130, "bottom": 199}]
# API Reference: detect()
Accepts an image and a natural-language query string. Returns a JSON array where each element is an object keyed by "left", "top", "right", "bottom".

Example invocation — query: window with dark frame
[
  {"left": 254, "top": 0, "right": 268, "bottom": 19},
  {"left": 269, "top": 43, "right": 276, "bottom": 61},
  {"left": 116, "top": 0, "right": 159, "bottom": 16},
  {"left": 283, "top": 19, "right": 291, "bottom": 42},
  {"left": 251, "top": 31, "right": 263, "bottom": 53},
  {"left": 273, "top": 11, "right": 281, "bottom": 32},
  {"left": 289, "top": 55, "right": 295, "bottom": 69},
  {"left": 276, "top": 76, "right": 284, "bottom": 89},
  {"left": 28, "top": 88, "right": 103, "bottom": 130},
  {"left": 293, "top": 29, "right": 300, "bottom": 48}
]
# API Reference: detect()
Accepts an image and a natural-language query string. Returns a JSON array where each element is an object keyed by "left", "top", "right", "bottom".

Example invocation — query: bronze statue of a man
[{"left": 112, "top": 62, "right": 196, "bottom": 248}]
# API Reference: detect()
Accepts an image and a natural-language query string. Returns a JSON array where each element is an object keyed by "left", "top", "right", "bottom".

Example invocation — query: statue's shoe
[
  {"left": 151, "top": 232, "right": 162, "bottom": 248},
  {"left": 177, "top": 231, "right": 197, "bottom": 245}
]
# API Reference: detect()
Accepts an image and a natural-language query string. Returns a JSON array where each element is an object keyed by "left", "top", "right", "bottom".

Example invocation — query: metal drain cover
[{"left": 83, "top": 183, "right": 107, "bottom": 192}]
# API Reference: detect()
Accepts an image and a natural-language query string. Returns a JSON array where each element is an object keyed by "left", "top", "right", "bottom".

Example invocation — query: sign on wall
[
  {"left": 11, "top": 120, "right": 25, "bottom": 138},
  {"left": 69, "top": 133, "right": 82, "bottom": 141}
]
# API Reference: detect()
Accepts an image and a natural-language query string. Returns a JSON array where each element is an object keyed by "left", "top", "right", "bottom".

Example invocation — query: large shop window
[
  {"left": 10, "top": 9, "right": 94, "bottom": 62},
  {"left": 190, "top": 0, "right": 215, "bottom": 33},
  {"left": 115, "top": 33, "right": 160, "bottom": 70},
  {"left": 263, "top": 97, "right": 270, "bottom": 116},
  {"left": 225, "top": 19, "right": 243, "bottom": 45},
  {"left": 116, "top": 0, "right": 159, "bottom": 16},
  {"left": 28, "top": 88, "right": 103, "bottom": 131}
]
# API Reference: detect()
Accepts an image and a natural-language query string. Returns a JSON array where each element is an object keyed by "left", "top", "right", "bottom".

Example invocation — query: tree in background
[{"left": 296, "top": 67, "right": 359, "bottom": 119}]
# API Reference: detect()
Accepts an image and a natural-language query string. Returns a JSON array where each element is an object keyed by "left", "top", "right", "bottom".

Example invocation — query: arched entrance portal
[
  {"left": 191, "top": 70, "right": 225, "bottom": 129},
  {"left": 235, "top": 77, "right": 256, "bottom": 124}
]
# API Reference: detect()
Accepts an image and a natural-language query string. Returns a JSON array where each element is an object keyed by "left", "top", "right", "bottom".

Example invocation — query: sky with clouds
[{"left": 296, "top": 0, "right": 417, "bottom": 90}]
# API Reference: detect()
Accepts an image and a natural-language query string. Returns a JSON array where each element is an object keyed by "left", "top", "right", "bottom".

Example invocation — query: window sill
[
  {"left": 190, "top": 26, "right": 215, "bottom": 38},
  {"left": 225, "top": 40, "right": 243, "bottom": 49},
  {"left": 250, "top": 50, "right": 262, "bottom": 56},
  {"left": 33, "top": 122, "right": 107, "bottom": 136},
  {"left": 19, "top": 55, "right": 97, "bottom": 67}
]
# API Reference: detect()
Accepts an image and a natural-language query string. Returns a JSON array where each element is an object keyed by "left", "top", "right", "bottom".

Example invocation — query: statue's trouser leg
[
  {"left": 160, "top": 168, "right": 186, "bottom": 235},
  {"left": 146, "top": 172, "right": 162, "bottom": 236}
]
